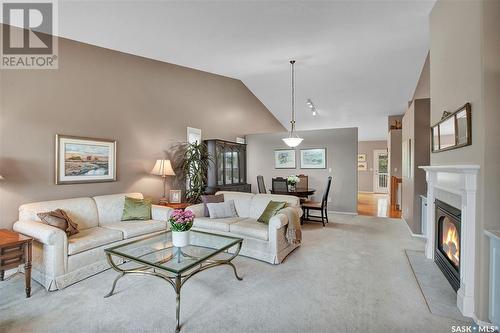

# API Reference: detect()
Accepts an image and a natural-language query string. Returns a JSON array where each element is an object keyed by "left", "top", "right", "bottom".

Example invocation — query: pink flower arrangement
[{"left": 169, "top": 209, "right": 195, "bottom": 232}]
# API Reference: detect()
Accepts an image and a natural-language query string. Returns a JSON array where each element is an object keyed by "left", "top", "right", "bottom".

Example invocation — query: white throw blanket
[{"left": 279, "top": 207, "right": 302, "bottom": 245}]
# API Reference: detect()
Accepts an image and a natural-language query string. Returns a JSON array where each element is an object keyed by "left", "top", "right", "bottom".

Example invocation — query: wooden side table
[
  {"left": 0, "top": 229, "right": 33, "bottom": 297},
  {"left": 157, "top": 202, "right": 191, "bottom": 210}
]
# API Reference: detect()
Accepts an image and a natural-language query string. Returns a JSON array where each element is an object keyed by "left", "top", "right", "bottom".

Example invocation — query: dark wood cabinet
[{"left": 205, "top": 139, "right": 251, "bottom": 194}]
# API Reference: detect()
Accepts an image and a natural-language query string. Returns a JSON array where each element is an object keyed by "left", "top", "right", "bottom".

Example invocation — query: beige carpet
[{"left": 0, "top": 214, "right": 465, "bottom": 333}]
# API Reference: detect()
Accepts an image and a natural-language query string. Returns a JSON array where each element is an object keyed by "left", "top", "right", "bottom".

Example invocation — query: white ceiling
[{"left": 27, "top": 1, "right": 435, "bottom": 140}]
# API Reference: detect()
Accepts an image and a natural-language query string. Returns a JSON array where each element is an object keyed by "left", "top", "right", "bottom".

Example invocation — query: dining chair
[
  {"left": 301, "top": 176, "right": 332, "bottom": 227},
  {"left": 257, "top": 175, "right": 267, "bottom": 194},
  {"left": 296, "top": 174, "right": 308, "bottom": 191},
  {"left": 272, "top": 177, "right": 288, "bottom": 193}
]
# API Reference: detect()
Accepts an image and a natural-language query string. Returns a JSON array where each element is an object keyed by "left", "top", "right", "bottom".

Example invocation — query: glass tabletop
[{"left": 105, "top": 230, "right": 243, "bottom": 275}]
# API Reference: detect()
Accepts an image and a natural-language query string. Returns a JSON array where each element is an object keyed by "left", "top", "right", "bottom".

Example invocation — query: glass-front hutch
[{"left": 204, "top": 139, "right": 251, "bottom": 194}]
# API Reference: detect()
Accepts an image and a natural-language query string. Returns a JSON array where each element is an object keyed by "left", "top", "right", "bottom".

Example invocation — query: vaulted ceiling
[{"left": 28, "top": 1, "right": 435, "bottom": 140}]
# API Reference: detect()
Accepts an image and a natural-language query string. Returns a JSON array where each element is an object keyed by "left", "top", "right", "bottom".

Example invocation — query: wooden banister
[{"left": 390, "top": 176, "right": 402, "bottom": 211}]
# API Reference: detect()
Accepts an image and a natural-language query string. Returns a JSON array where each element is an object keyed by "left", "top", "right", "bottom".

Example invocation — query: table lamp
[{"left": 150, "top": 160, "right": 175, "bottom": 204}]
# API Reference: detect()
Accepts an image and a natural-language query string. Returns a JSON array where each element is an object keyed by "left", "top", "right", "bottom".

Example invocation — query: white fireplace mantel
[{"left": 419, "top": 164, "right": 480, "bottom": 318}]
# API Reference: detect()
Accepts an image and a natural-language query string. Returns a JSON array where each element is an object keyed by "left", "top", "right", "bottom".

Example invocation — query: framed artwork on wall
[
  {"left": 300, "top": 148, "right": 326, "bottom": 169},
  {"left": 358, "top": 154, "right": 366, "bottom": 162},
  {"left": 169, "top": 190, "right": 182, "bottom": 203},
  {"left": 55, "top": 135, "right": 117, "bottom": 184},
  {"left": 358, "top": 161, "right": 367, "bottom": 171},
  {"left": 274, "top": 149, "right": 296, "bottom": 169}
]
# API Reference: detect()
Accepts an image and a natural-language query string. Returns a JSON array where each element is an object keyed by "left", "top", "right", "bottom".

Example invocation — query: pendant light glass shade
[
  {"left": 283, "top": 60, "right": 303, "bottom": 147},
  {"left": 282, "top": 136, "right": 303, "bottom": 147}
]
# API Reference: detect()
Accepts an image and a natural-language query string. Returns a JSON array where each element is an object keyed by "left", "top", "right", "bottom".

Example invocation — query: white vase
[{"left": 172, "top": 230, "right": 190, "bottom": 248}]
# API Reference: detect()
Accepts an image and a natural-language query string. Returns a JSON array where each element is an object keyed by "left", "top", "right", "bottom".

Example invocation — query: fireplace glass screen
[{"left": 439, "top": 217, "right": 460, "bottom": 268}]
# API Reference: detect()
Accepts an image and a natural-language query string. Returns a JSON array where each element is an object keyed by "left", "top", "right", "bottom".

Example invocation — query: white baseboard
[
  {"left": 358, "top": 191, "right": 374, "bottom": 194},
  {"left": 402, "top": 217, "right": 426, "bottom": 239},
  {"left": 328, "top": 210, "right": 358, "bottom": 216}
]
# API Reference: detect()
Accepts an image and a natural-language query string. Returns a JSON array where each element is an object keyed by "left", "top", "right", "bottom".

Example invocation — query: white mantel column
[
  {"left": 457, "top": 172, "right": 478, "bottom": 316},
  {"left": 425, "top": 170, "right": 437, "bottom": 259}
]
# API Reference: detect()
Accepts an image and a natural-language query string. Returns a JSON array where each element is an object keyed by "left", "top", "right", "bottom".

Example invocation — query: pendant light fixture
[{"left": 282, "top": 60, "right": 303, "bottom": 147}]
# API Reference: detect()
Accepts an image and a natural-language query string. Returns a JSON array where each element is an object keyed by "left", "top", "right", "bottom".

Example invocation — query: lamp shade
[{"left": 150, "top": 160, "right": 175, "bottom": 177}]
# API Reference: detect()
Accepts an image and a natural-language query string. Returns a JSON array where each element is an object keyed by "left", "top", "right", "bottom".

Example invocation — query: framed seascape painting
[
  {"left": 56, "top": 135, "right": 117, "bottom": 184},
  {"left": 300, "top": 148, "right": 326, "bottom": 169},
  {"left": 274, "top": 149, "right": 296, "bottom": 169}
]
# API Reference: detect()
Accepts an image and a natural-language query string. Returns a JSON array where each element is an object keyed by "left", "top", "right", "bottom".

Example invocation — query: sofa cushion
[
  {"left": 248, "top": 194, "right": 300, "bottom": 219},
  {"left": 68, "top": 227, "right": 123, "bottom": 255},
  {"left": 257, "top": 201, "right": 287, "bottom": 224},
  {"left": 93, "top": 193, "right": 143, "bottom": 225},
  {"left": 193, "top": 216, "right": 244, "bottom": 232},
  {"left": 37, "top": 209, "right": 79, "bottom": 237},
  {"left": 19, "top": 197, "right": 99, "bottom": 230},
  {"left": 202, "top": 194, "right": 224, "bottom": 217},
  {"left": 121, "top": 197, "right": 152, "bottom": 221},
  {"left": 215, "top": 191, "right": 255, "bottom": 218},
  {"left": 207, "top": 200, "right": 238, "bottom": 219},
  {"left": 102, "top": 220, "right": 167, "bottom": 239},
  {"left": 229, "top": 218, "right": 269, "bottom": 241}
]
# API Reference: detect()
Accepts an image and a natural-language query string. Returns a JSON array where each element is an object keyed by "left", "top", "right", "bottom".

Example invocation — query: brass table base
[{"left": 104, "top": 242, "right": 243, "bottom": 333}]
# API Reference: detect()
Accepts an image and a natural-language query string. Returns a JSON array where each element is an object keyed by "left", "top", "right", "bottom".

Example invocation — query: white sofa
[
  {"left": 13, "top": 193, "right": 172, "bottom": 291},
  {"left": 186, "top": 191, "right": 302, "bottom": 264}
]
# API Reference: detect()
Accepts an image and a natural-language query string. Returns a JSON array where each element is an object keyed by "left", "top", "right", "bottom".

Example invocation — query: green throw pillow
[
  {"left": 257, "top": 201, "right": 287, "bottom": 224},
  {"left": 121, "top": 196, "right": 152, "bottom": 221}
]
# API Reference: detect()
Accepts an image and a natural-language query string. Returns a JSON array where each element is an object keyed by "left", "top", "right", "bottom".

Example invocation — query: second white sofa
[{"left": 186, "top": 191, "right": 302, "bottom": 264}]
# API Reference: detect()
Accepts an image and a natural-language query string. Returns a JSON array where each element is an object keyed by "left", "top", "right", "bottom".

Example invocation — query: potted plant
[
  {"left": 169, "top": 209, "right": 195, "bottom": 247},
  {"left": 287, "top": 175, "right": 300, "bottom": 191},
  {"left": 181, "top": 142, "right": 213, "bottom": 204}
]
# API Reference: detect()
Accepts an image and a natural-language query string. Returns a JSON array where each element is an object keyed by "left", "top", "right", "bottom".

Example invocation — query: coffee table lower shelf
[{"left": 104, "top": 231, "right": 243, "bottom": 333}]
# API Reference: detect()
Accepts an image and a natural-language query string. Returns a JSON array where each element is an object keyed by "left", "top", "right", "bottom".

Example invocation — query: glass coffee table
[{"left": 104, "top": 230, "right": 243, "bottom": 333}]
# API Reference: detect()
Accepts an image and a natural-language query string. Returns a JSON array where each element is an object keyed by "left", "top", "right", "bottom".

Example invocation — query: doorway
[{"left": 373, "top": 149, "right": 388, "bottom": 193}]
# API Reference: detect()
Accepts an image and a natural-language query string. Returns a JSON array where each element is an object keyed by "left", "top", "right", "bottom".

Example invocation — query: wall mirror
[{"left": 431, "top": 103, "right": 471, "bottom": 153}]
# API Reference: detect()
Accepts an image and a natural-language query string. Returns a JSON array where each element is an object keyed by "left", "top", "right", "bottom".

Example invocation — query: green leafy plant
[{"left": 181, "top": 142, "right": 213, "bottom": 203}]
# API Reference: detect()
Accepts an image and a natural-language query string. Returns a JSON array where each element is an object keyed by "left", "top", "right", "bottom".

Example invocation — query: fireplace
[{"left": 435, "top": 199, "right": 461, "bottom": 291}]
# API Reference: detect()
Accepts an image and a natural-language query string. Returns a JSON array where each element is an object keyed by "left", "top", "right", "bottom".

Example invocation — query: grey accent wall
[
  {"left": 0, "top": 26, "right": 285, "bottom": 229},
  {"left": 402, "top": 98, "right": 430, "bottom": 235},
  {"left": 246, "top": 128, "right": 358, "bottom": 214},
  {"left": 388, "top": 130, "right": 402, "bottom": 178},
  {"left": 357, "top": 140, "right": 387, "bottom": 192}
]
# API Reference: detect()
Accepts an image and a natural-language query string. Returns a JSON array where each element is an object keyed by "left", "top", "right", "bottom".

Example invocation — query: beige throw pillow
[
  {"left": 37, "top": 209, "right": 79, "bottom": 237},
  {"left": 207, "top": 200, "right": 238, "bottom": 219}
]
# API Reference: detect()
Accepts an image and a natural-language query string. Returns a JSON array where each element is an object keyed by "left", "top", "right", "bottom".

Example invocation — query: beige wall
[
  {"left": 357, "top": 140, "right": 387, "bottom": 192},
  {"left": 0, "top": 27, "right": 285, "bottom": 229},
  {"left": 412, "top": 52, "right": 430, "bottom": 100},
  {"left": 246, "top": 128, "right": 358, "bottom": 214},
  {"left": 430, "top": 0, "right": 500, "bottom": 321}
]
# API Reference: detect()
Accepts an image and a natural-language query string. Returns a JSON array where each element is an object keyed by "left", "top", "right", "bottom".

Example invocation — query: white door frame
[{"left": 373, "top": 149, "right": 389, "bottom": 193}]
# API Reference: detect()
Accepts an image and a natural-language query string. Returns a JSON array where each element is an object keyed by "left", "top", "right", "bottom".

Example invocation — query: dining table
[{"left": 270, "top": 188, "right": 316, "bottom": 198}]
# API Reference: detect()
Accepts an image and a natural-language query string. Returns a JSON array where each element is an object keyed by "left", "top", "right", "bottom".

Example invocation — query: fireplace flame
[{"left": 443, "top": 225, "right": 460, "bottom": 266}]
